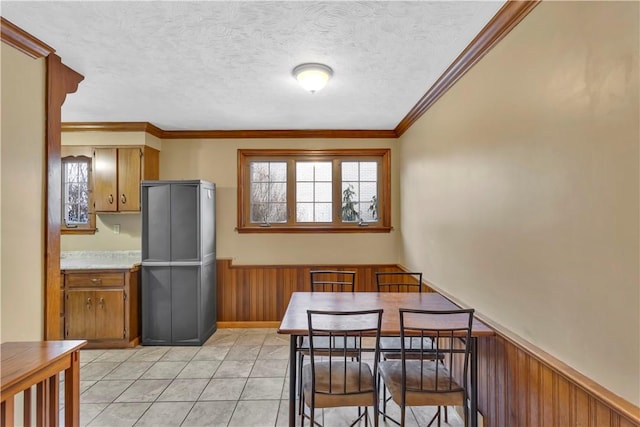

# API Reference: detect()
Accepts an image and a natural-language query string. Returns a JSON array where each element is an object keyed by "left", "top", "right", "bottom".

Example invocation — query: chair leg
[
  {"left": 373, "top": 400, "right": 379, "bottom": 427},
  {"left": 297, "top": 352, "right": 304, "bottom": 415},
  {"left": 426, "top": 408, "right": 440, "bottom": 427},
  {"left": 444, "top": 406, "right": 448, "bottom": 422}
]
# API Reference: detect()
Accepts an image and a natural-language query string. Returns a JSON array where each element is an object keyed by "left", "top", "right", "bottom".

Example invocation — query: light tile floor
[{"left": 60, "top": 328, "right": 463, "bottom": 426}]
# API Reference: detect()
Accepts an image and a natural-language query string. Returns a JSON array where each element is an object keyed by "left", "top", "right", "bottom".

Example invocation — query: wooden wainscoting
[
  {"left": 474, "top": 332, "right": 639, "bottom": 427},
  {"left": 216, "top": 259, "right": 412, "bottom": 324}
]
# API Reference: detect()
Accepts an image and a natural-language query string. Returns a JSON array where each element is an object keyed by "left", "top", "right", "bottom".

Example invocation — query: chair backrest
[
  {"left": 399, "top": 308, "right": 474, "bottom": 394},
  {"left": 309, "top": 270, "right": 356, "bottom": 292},
  {"left": 376, "top": 271, "right": 423, "bottom": 292},
  {"left": 306, "top": 309, "right": 383, "bottom": 396}
]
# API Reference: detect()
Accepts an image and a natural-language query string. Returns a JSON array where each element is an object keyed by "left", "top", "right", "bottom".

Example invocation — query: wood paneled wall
[
  {"left": 216, "top": 259, "right": 407, "bottom": 322},
  {"left": 215, "top": 259, "right": 639, "bottom": 427},
  {"left": 475, "top": 334, "right": 638, "bottom": 427}
]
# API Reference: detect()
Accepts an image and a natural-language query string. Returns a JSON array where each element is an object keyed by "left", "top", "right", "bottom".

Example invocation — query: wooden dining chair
[
  {"left": 310, "top": 270, "right": 356, "bottom": 292},
  {"left": 375, "top": 271, "right": 445, "bottom": 423},
  {"left": 301, "top": 309, "right": 383, "bottom": 427},
  {"left": 375, "top": 271, "right": 423, "bottom": 293},
  {"left": 379, "top": 308, "right": 474, "bottom": 427},
  {"left": 375, "top": 272, "right": 429, "bottom": 358},
  {"left": 297, "top": 270, "right": 357, "bottom": 414}
]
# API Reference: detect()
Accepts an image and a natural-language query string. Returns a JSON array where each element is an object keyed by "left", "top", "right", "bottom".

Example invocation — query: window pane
[
  {"left": 314, "top": 162, "right": 332, "bottom": 181},
  {"left": 296, "top": 182, "right": 313, "bottom": 202},
  {"left": 249, "top": 161, "right": 287, "bottom": 224},
  {"left": 315, "top": 203, "right": 332, "bottom": 222},
  {"left": 270, "top": 182, "right": 286, "bottom": 203},
  {"left": 342, "top": 162, "right": 359, "bottom": 181},
  {"left": 360, "top": 162, "right": 377, "bottom": 181},
  {"left": 341, "top": 182, "right": 360, "bottom": 222},
  {"left": 296, "top": 162, "right": 314, "bottom": 181},
  {"left": 270, "top": 162, "right": 287, "bottom": 181},
  {"left": 315, "top": 183, "right": 332, "bottom": 202},
  {"left": 296, "top": 203, "right": 313, "bottom": 222},
  {"left": 251, "top": 183, "right": 269, "bottom": 202},
  {"left": 341, "top": 161, "right": 378, "bottom": 223},
  {"left": 268, "top": 202, "right": 287, "bottom": 223},
  {"left": 360, "top": 182, "right": 376, "bottom": 202},
  {"left": 296, "top": 161, "right": 332, "bottom": 222},
  {"left": 63, "top": 159, "right": 90, "bottom": 225},
  {"left": 251, "top": 203, "right": 268, "bottom": 223}
]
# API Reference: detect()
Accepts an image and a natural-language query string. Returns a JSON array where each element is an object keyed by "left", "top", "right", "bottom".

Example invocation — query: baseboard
[{"left": 217, "top": 321, "right": 281, "bottom": 329}]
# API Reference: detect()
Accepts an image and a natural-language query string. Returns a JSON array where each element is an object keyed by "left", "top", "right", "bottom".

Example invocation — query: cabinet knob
[
  {"left": 108, "top": 194, "right": 114, "bottom": 204},
  {"left": 86, "top": 297, "right": 92, "bottom": 310},
  {"left": 121, "top": 194, "right": 127, "bottom": 204},
  {"left": 98, "top": 297, "right": 104, "bottom": 309},
  {"left": 90, "top": 278, "right": 102, "bottom": 284}
]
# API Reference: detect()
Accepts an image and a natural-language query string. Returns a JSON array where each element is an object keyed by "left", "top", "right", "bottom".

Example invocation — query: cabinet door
[
  {"left": 142, "top": 183, "right": 171, "bottom": 261},
  {"left": 171, "top": 183, "right": 200, "bottom": 261},
  {"left": 66, "top": 290, "right": 95, "bottom": 339},
  {"left": 171, "top": 266, "right": 200, "bottom": 344},
  {"left": 94, "top": 289, "right": 125, "bottom": 340},
  {"left": 118, "top": 148, "right": 142, "bottom": 211},
  {"left": 141, "top": 266, "right": 172, "bottom": 344},
  {"left": 93, "top": 148, "right": 118, "bottom": 212}
]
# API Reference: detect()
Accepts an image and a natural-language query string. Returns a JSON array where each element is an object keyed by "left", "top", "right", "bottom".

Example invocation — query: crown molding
[
  {"left": 61, "top": 122, "right": 399, "bottom": 139},
  {"left": 394, "top": 0, "right": 541, "bottom": 136},
  {"left": 61, "top": 122, "right": 164, "bottom": 138},
  {"left": 1, "top": 17, "right": 55, "bottom": 58},
  {"left": 157, "top": 129, "right": 398, "bottom": 139}
]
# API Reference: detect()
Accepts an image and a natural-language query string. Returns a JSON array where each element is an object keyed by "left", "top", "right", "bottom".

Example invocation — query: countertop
[{"left": 61, "top": 251, "right": 141, "bottom": 270}]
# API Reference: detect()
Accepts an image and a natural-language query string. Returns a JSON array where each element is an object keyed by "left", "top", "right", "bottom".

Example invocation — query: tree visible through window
[
  {"left": 250, "top": 161, "right": 287, "bottom": 224},
  {"left": 238, "top": 149, "right": 390, "bottom": 233}
]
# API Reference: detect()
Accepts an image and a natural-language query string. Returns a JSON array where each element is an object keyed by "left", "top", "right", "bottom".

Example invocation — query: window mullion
[
  {"left": 333, "top": 158, "right": 341, "bottom": 225},
  {"left": 288, "top": 158, "right": 296, "bottom": 225}
]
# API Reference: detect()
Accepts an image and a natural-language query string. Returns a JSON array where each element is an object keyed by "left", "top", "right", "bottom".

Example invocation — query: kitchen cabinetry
[
  {"left": 63, "top": 268, "right": 140, "bottom": 348},
  {"left": 93, "top": 146, "right": 159, "bottom": 212}
]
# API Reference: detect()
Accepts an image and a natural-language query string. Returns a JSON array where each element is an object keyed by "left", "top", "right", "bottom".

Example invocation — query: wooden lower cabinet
[{"left": 63, "top": 267, "right": 140, "bottom": 348}]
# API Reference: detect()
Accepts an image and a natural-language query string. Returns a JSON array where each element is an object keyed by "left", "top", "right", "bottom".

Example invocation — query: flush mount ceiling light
[{"left": 292, "top": 63, "right": 333, "bottom": 93}]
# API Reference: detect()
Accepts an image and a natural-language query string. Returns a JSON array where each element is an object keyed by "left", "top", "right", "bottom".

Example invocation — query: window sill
[
  {"left": 61, "top": 227, "right": 97, "bottom": 235},
  {"left": 236, "top": 225, "right": 392, "bottom": 234}
]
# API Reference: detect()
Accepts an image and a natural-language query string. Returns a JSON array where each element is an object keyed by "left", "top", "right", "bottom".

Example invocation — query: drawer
[{"left": 65, "top": 272, "right": 125, "bottom": 287}]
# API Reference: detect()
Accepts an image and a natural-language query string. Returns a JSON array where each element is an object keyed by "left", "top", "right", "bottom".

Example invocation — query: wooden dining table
[{"left": 277, "top": 291, "right": 494, "bottom": 427}]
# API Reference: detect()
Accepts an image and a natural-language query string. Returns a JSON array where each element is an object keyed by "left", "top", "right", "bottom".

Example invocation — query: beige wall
[
  {"left": 61, "top": 214, "right": 142, "bottom": 251},
  {"left": 160, "top": 138, "right": 401, "bottom": 265},
  {"left": 399, "top": 1, "right": 639, "bottom": 405},
  {"left": 0, "top": 43, "right": 46, "bottom": 341}
]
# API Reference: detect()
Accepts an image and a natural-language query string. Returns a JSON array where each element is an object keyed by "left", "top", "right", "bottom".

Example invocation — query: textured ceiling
[{"left": 2, "top": 1, "right": 505, "bottom": 131}]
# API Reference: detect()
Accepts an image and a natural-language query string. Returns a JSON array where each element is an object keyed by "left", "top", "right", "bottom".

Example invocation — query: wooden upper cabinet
[
  {"left": 93, "top": 146, "right": 159, "bottom": 213},
  {"left": 118, "top": 148, "right": 142, "bottom": 212},
  {"left": 94, "top": 148, "right": 118, "bottom": 212}
]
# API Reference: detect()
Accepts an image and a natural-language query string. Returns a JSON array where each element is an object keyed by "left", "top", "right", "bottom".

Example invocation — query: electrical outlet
[{"left": 113, "top": 224, "right": 120, "bottom": 234}]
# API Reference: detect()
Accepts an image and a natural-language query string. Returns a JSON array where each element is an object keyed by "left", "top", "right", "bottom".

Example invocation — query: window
[
  {"left": 238, "top": 149, "right": 390, "bottom": 233},
  {"left": 61, "top": 155, "right": 95, "bottom": 234}
]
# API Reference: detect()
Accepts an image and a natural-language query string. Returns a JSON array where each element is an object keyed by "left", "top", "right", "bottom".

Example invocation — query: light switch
[{"left": 113, "top": 224, "right": 120, "bottom": 234}]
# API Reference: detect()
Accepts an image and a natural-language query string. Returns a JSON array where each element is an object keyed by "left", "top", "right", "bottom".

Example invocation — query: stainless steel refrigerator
[{"left": 141, "top": 180, "right": 216, "bottom": 345}]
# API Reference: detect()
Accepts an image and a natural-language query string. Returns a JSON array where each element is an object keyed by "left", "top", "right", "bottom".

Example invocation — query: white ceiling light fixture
[{"left": 292, "top": 63, "right": 333, "bottom": 94}]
